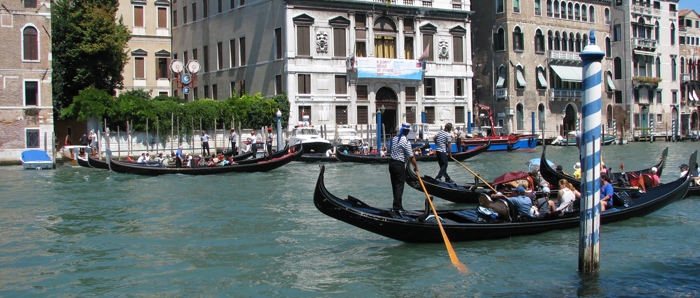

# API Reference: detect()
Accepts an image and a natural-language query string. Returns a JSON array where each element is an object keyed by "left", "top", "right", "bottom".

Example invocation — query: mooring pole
[{"left": 579, "top": 30, "right": 605, "bottom": 274}]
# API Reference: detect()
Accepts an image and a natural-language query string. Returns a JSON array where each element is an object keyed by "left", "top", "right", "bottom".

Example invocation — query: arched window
[
  {"left": 656, "top": 57, "right": 661, "bottom": 78},
  {"left": 671, "top": 23, "right": 676, "bottom": 45},
  {"left": 374, "top": 17, "right": 397, "bottom": 58},
  {"left": 655, "top": 21, "right": 660, "bottom": 41},
  {"left": 547, "top": 0, "right": 553, "bottom": 17},
  {"left": 605, "top": 36, "right": 611, "bottom": 58},
  {"left": 561, "top": 31, "right": 568, "bottom": 51},
  {"left": 497, "top": 65, "right": 507, "bottom": 88},
  {"left": 604, "top": 8, "right": 610, "bottom": 24},
  {"left": 583, "top": 33, "right": 588, "bottom": 47},
  {"left": 589, "top": 6, "right": 595, "bottom": 23},
  {"left": 681, "top": 57, "right": 685, "bottom": 74},
  {"left": 561, "top": 1, "right": 567, "bottom": 19},
  {"left": 554, "top": 0, "right": 560, "bottom": 17},
  {"left": 569, "top": 32, "right": 575, "bottom": 51},
  {"left": 535, "top": 29, "right": 545, "bottom": 53},
  {"left": 574, "top": 3, "right": 580, "bottom": 21},
  {"left": 535, "top": 0, "right": 542, "bottom": 16},
  {"left": 516, "top": 103, "right": 524, "bottom": 131},
  {"left": 671, "top": 58, "right": 677, "bottom": 81},
  {"left": 536, "top": 66, "right": 548, "bottom": 89},
  {"left": 614, "top": 57, "right": 622, "bottom": 79},
  {"left": 23, "top": 26, "right": 39, "bottom": 61},
  {"left": 548, "top": 30, "right": 554, "bottom": 50},
  {"left": 606, "top": 71, "right": 615, "bottom": 92},
  {"left": 515, "top": 65, "right": 526, "bottom": 89},
  {"left": 496, "top": 27, "right": 506, "bottom": 51},
  {"left": 582, "top": 5, "right": 588, "bottom": 22},
  {"left": 513, "top": 27, "right": 524, "bottom": 51},
  {"left": 568, "top": 2, "right": 574, "bottom": 20},
  {"left": 575, "top": 33, "right": 582, "bottom": 52},
  {"left": 496, "top": 0, "right": 504, "bottom": 13}
]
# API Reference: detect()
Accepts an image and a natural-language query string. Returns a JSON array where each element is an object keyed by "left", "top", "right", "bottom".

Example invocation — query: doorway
[
  {"left": 562, "top": 103, "right": 577, "bottom": 135},
  {"left": 376, "top": 87, "right": 398, "bottom": 136}
]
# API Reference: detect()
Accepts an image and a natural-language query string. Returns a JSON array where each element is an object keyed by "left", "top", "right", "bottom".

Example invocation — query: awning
[
  {"left": 606, "top": 75, "right": 617, "bottom": 90},
  {"left": 516, "top": 69, "right": 527, "bottom": 87},
  {"left": 496, "top": 74, "right": 505, "bottom": 88},
  {"left": 550, "top": 65, "right": 583, "bottom": 82},
  {"left": 537, "top": 71, "right": 548, "bottom": 88}
]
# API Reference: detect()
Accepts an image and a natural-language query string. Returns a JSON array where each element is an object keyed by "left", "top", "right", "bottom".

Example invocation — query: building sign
[{"left": 356, "top": 58, "right": 422, "bottom": 81}]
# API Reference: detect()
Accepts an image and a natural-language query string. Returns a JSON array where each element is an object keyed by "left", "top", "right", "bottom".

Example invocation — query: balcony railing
[
  {"left": 550, "top": 89, "right": 582, "bottom": 100},
  {"left": 634, "top": 38, "right": 657, "bottom": 50},
  {"left": 632, "top": 5, "right": 653, "bottom": 15},
  {"left": 548, "top": 50, "right": 581, "bottom": 62},
  {"left": 496, "top": 88, "right": 508, "bottom": 99}
]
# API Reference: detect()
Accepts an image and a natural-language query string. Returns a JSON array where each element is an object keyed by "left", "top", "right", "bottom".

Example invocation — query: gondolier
[
  {"left": 433, "top": 123, "right": 454, "bottom": 183},
  {"left": 389, "top": 124, "right": 418, "bottom": 214}
]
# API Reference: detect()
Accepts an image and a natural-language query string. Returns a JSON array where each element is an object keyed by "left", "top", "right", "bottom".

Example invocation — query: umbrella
[
  {"left": 526, "top": 158, "right": 555, "bottom": 167},
  {"left": 492, "top": 171, "right": 530, "bottom": 185}
]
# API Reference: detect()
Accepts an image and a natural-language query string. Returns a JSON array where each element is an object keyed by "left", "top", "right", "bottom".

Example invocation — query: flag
[{"left": 419, "top": 42, "right": 431, "bottom": 61}]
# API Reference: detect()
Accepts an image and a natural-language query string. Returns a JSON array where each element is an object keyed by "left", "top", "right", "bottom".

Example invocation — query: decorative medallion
[
  {"left": 438, "top": 39, "right": 449, "bottom": 59},
  {"left": 316, "top": 31, "right": 329, "bottom": 53}
]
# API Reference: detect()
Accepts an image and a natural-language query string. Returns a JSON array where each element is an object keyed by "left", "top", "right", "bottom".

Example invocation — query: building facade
[
  {"left": 0, "top": 0, "right": 53, "bottom": 163},
  {"left": 471, "top": 0, "right": 614, "bottom": 139},
  {"left": 609, "top": 0, "right": 680, "bottom": 139},
  {"left": 170, "top": 0, "right": 474, "bottom": 137},
  {"left": 679, "top": 8, "right": 700, "bottom": 136},
  {"left": 117, "top": 0, "right": 172, "bottom": 97}
]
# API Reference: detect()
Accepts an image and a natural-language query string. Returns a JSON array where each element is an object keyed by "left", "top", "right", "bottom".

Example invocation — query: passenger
[
  {"left": 145, "top": 152, "right": 150, "bottom": 162},
  {"left": 505, "top": 185, "right": 534, "bottom": 218},
  {"left": 573, "top": 162, "right": 582, "bottom": 180},
  {"left": 490, "top": 184, "right": 510, "bottom": 200},
  {"left": 125, "top": 156, "right": 133, "bottom": 162},
  {"left": 679, "top": 163, "right": 689, "bottom": 178},
  {"left": 156, "top": 153, "right": 165, "bottom": 165},
  {"left": 556, "top": 179, "right": 577, "bottom": 213},
  {"left": 186, "top": 154, "right": 193, "bottom": 167},
  {"left": 534, "top": 187, "right": 556, "bottom": 218},
  {"left": 325, "top": 147, "right": 335, "bottom": 157},
  {"left": 555, "top": 165, "right": 565, "bottom": 175},
  {"left": 64, "top": 135, "right": 72, "bottom": 146},
  {"left": 380, "top": 146, "right": 387, "bottom": 157},
  {"left": 530, "top": 169, "right": 550, "bottom": 189},
  {"left": 600, "top": 173, "right": 614, "bottom": 211},
  {"left": 137, "top": 153, "right": 147, "bottom": 163},
  {"left": 649, "top": 166, "right": 661, "bottom": 185},
  {"left": 175, "top": 146, "right": 184, "bottom": 168}
]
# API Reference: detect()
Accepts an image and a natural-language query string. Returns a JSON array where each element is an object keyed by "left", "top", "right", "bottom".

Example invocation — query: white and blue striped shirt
[
  {"left": 435, "top": 130, "right": 452, "bottom": 153},
  {"left": 390, "top": 135, "right": 413, "bottom": 162}
]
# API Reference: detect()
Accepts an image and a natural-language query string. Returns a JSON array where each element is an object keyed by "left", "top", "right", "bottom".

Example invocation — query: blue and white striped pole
[{"left": 579, "top": 30, "right": 605, "bottom": 274}]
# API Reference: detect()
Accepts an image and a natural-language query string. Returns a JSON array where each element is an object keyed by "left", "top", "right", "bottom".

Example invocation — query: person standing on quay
[
  {"left": 201, "top": 130, "right": 211, "bottom": 157},
  {"left": 433, "top": 123, "right": 454, "bottom": 183},
  {"left": 229, "top": 128, "right": 238, "bottom": 155},
  {"left": 176, "top": 146, "right": 184, "bottom": 168},
  {"left": 389, "top": 124, "right": 418, "bottom": 214}
]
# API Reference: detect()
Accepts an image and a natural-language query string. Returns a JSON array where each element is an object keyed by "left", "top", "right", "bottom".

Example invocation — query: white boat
[
  {"left": 288, "top": 116, "right": 333, "bottom": 153},
  {"left": 21, "top": 149, "right": 53, "bottom": 170}
]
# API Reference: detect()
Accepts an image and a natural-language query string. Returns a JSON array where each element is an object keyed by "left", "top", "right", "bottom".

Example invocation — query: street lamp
[
  {"left": 276, "top": 109, "right": 283, "bottom": 150},
  {"left": 377, "top": 105, "right": 385, "bottom": 153}
]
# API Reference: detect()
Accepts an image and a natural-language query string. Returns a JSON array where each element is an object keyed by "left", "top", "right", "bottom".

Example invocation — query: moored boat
[
  {"left": 288, "top": 116, "right": 333, "bottom": 154},
  {"left": 458, "top": 104, "right": 537, "bottom": 152},
  {"left": 107, "top": 144, "right": 303, "bottom": 176},
  {"left": 21, "top": 149, "right": 53, "bottom": 170},
  {"left": 313, "top": 164, "right": 690, "bottom": 243},
  {"left": 335, "top": 142, "right": 490, "bottom": 164}
]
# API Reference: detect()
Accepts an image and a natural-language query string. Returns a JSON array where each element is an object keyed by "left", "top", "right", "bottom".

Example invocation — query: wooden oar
[
  {"left": 415, "top": 168, "right": 468, "bottom": 274},
  {"left": 450, "top": 156, "right": 497, "bottom": 192}
]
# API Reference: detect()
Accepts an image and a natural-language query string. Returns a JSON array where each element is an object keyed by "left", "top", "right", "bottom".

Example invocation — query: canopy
[
  {"left": 537, "top": 71, "right": 548, "bottom": 88},
  {"left": 550, "top": 65, "right": 583, "bottom": 82},
  {"left": 492, "top": 171, "right": 530, "bottom": 185},
  {"left": 516, "top": 68, "right": 527, "bottom": 87}
]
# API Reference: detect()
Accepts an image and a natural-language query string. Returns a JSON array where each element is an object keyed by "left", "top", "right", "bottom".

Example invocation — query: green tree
[{"left": 52, "top": 0, "right": 131, "bottom": 114}]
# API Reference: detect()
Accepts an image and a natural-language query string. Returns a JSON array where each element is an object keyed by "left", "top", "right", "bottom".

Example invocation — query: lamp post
[
  {"left": 276, "top": 109, "right": 283, "bottom": 151},
  {"left": 377, "top": 105, "right": 385, "bottom": 152},
  {"left": 467, "top": 110, "right": 472, "bottom": 134}
]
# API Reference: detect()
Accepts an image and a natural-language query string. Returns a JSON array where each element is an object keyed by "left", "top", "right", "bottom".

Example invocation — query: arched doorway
[
  {"left": 376, "top": 87, "right": 398, "bottom": 136},
  {"left": 516, "top": 103, "right": 524, "bottom": 131},
  {"left": 606, "top": 104, "right": 613, "bottom": 128},
  {"left": 692, "top": 110, "right": 699, "bottom": 133},
  {"left": 562, "top": 103, "right": 577, "bottom": 135},
  {"left": 672, "top": 107, "right": 679, "bottom": 138}
]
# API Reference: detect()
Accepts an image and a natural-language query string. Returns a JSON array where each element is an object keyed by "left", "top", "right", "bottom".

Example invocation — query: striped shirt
[
  {"left": 435, "top": 130, "right": 452, "bottom": 153},
  {"left": 390, "top": 135, "right": 413, "bottom": 162}
]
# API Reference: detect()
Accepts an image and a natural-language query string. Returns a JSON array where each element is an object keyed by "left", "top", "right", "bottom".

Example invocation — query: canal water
[{"left": 1, "top": 142, "right": 698, "bottom": 296}]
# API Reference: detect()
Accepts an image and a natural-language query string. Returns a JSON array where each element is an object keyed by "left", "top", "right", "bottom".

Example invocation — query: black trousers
[
  {"left": 176, "top": 157, "right": 182, "bottom": 168},
  {"left": 231, "top": 142, "right": 237, "bottom": 155},
  {"left": 435, "top": 151, "right": 451, "bottom": 181},
  {"left": 202, "top": 142, "right": 210, "bottom": 156},
  {"left": 389, "top": 160, "right": 407, "bottom": 210},
  {"left": 251, "top": 143, "right": 257, "bottom": 158}
]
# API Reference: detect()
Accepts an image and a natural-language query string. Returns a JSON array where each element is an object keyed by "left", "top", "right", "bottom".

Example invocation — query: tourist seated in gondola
[
  {"left": 533, "top": 187, "right": 556, "bottom": 218},
  {"left": 573, "top": 162, "right": 581, "bottom": 179},
  {"left": 600, "top": 174, "right": 614, "bottom": 211},
  {"left": 413, "top": 148, "right": 422, "bottom": 156},
  {"left": 379, "top": 146, "right": 387, "bottom": 157},
  {"left": 325, "top": 147, "right": 335, "bottom": 157},
  {"left": 530, "top": 169, "right": 550, "bottom": 190},
  {"left": 639, "top": 167, "right": 661, "bottom": 193},
  {"left": 556, "top": 179, "right": 578, "bottom": 213},
  {"left": 505, "top": 185, "right": 535, "bottom": 218}
]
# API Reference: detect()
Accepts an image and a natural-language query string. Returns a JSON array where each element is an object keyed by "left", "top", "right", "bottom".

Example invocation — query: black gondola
[
  {"left": 234, "top": 145, "right": 289, "bottom": 165},
  {"left": 313, "top": 164, "right": 690, "bottom": 243},
  {"left": 296, "top": 153, "right": 340, "bottom": 162},
  {"left": 335, "top": 142, "right": 490, "bottom": 164},
  {"left": 539, "top": 145, "right": 667, "bottom": 191},
  {"left": 107, "top": 144, "right": 303, "bottom": 176}
]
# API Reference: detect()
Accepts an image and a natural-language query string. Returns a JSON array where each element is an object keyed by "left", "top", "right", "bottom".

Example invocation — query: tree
[{"left": 52, "top": 0, "right": 131, "bottom": 114}]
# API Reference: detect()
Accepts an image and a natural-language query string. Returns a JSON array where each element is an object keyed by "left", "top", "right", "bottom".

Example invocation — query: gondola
[
  {"left": 539, "top": 145, "right": 667, "bottom": 191},
  {"left": 313, "top": 164, "right": 690, "bottom": 243},
  {"left": 234, "top": 145, "right": 289, "bottom": 165},
  {"left": 335, "top": 142, "right": 490, "bottom": 164},
  {"left": 221, "top": 150, "right": 254, "bottom": 161},
  {"left": 296, "top": 153, "right": 340, "bottom": 162},
  {"left": 106, "top": 144, "right": 303, "bottom": 176}
]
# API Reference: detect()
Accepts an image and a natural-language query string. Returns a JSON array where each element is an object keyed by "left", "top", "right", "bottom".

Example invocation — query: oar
[
  {"left": 415, "top": 168, "right": 468, "bottom": 274},
  {"left": 450, "top": 156, "right": 497, "bottom": 192}
]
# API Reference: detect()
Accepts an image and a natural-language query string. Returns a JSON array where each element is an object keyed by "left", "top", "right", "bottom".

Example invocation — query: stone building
[
  {"left": 170, "top": 0, "right": 474, "bottom": 137},
  {"left": 0, "top": 0, "right": 53, "bottom": 163},
  {"left": 679, "top": 8, "right": 700, "bottom": 136},
  {"left": 608, "top": 0, "right": 680, "bottom": 139},
  {"left": 117, "top": 0, "right": 172, "bottom": 97},
  {"left": 471, "top": 0, "right": 614, "bottom": 139}
]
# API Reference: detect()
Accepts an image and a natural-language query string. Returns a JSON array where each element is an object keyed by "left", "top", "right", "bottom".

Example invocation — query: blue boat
[{"left": 21, "top": 149, "right": 53, "bottom": 170}]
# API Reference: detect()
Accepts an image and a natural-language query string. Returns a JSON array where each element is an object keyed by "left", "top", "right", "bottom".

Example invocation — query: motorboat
[
  {"left": 288, "top": 116, "right": 333, "bottom": 154},
  {"left": 21, "top": 149, "right": 53, "bottom": 170}
]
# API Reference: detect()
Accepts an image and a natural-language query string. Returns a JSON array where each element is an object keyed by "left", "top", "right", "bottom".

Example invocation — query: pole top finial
[{"left": 589, "top": 29, "right": 596, "bottom": 45}]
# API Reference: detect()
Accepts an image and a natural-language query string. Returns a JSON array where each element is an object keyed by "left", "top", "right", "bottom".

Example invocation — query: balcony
[
  {"left": 682, "top": 73, "right": 691, "bottom": 82},
  {"left": 548, "top": 50, "right": 581, "bottom": 63},
  {"left": 550, "top": 89, "right": 582, "bottom": 101},
  {"left": 633, "top": 38, "right": 657, "bottom": 51},
  {"left": 496, "top": 88, "right": 508, "bottom": 99},
  {"left": 632, "top": 76, "right": 661, "bottom": 89},
  {"left": 632, "top": 4, "right": 653, "bottom": 16}
]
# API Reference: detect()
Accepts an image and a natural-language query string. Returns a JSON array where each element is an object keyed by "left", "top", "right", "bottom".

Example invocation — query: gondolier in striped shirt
[
  {"left": 433, "top": 123, "right": 454, "bottom": 183},
  {"left": 389, "top": 123, "right": 418, "bottom": 214}
]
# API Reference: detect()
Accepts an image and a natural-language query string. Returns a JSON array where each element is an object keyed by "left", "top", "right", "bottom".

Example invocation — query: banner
[{"left": 356, "top": 58, "right": 423, "bottom": 81}]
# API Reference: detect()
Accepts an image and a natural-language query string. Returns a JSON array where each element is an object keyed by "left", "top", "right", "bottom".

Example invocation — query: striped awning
[
  {"left": 516, "top": 68, "right": 527, "bottom": 87},
  {"left": 537, "top": 71, "right": 548, "bottom": 88},
  {"left": 496, "top": 73, "right": 505, "bottom": 88},
  {"left": 606, "top": 75, "right": 617, "bottom": 90}
]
